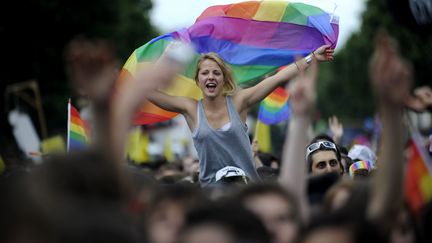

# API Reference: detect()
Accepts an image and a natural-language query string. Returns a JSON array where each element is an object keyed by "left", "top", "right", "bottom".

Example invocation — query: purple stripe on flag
[{"left": 187, "top": 16, "right": 336, "bottom": 50}]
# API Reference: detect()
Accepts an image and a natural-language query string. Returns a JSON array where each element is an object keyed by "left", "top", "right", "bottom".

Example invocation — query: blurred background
[{"left": 1, "top": 0, "right": 431, "bottom": 167}]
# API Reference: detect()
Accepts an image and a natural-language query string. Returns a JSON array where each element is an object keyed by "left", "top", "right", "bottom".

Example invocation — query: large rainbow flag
[
  {"left": 67, "top": 100, "right": 91, "bottom": 152},
  {"left": 405, "top": 132, "right": 432, "bottom": 215},
  {"left": 118, "top": 0, "right": 339, "bottom": 125},
  {"left": 258, "top": 86, "right": 290, "bottom": 125}
]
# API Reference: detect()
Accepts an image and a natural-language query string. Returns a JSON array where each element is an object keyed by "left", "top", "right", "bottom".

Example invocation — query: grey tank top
[{"left": 192, "top": 96, "right": 260, "bottom": 186}]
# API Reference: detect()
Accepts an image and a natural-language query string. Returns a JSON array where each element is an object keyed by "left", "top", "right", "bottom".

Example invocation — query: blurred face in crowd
[
  {"left": 310, "top": 150, "right": 341, "bottom": 175},
  {"left": 148, "top": 201, "right": 185, "bottom": 243},
  {"left": 180, "top": 224, "right": 235, "bottom": 243},
  {"left": 390, "top": 208, "right": 415, "bottom": 243},
  {"left": 302, "top": 227, "right": 354, "bottom": 243},
  {"left": 243, "top": 192, "right": 298, "bottom": 243}
]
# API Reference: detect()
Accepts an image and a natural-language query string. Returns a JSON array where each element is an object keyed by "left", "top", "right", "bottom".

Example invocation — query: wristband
[{"left": 304, "top": 53, "right": 313, "bottom": 64}]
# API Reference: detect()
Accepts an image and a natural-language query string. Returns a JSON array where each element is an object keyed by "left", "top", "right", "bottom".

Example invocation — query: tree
[
  {"left": 316, "top": 0, "right": 432, "bottom": 121},
  {"left": 0, "top": 0, "right": 158, "bottom": 155}
]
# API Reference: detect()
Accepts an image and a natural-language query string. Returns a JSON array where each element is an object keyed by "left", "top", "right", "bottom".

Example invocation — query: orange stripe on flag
[{"left": 226, "top": 2, "right": 260, "bottom": 19}]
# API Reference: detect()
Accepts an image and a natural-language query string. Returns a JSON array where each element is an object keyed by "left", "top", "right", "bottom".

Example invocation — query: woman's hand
[{"left": 313, "top": 44, "right": 334, "bottom": 62}]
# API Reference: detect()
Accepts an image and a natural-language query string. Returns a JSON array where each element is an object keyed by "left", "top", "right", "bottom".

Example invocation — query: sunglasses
[{"left": 306, "top": 140, "right": 337, "bottom": 159}]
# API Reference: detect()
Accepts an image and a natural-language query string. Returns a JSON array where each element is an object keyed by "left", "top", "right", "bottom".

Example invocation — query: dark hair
[
  {"left": 257, "top": 152, "right": 280, "bottom": 168},
  {"left": 307, "top": 134, "right": 343, "bottom": 173},
  {"left": 257, "top": 166, "right": 278, "bottom": 182},
  {"left": 339, "top": 145, "right": 348, "bottom": 155},
  {"left": 300, "top": 209, "right": 386, "bottom": 243},
  {"left": 234, "top": 183, "right": 301, "bottom": 224},
  {"left": 181, "top": 201, "right": 271, "bottom": 243},
  {"left": 147, "top": 183, "right": 207, "bottom": 212},
  {"left": 2, "top": 149, "right": 145, "bottom": 243}
]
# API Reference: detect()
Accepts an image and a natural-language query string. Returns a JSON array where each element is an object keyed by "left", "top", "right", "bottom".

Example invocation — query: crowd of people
[{"left": 1, "top": 22, "right": 432, "bottom": 243}]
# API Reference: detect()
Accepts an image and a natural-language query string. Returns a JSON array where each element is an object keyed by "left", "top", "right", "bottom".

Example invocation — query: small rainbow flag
[
  {"left": 67, "top": 99, "right": 90, "bottom": 152},
  {"left": 117, "top": 0, "right": 339, "bottom": 125},
  {"left": 258, "top": 87, "right": 290, "bottom": 125},
  {"left": 405, "top": 132, "right": 432, "bottom": 215}
]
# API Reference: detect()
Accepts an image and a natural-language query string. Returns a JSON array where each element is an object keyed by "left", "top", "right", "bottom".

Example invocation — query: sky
[{"left": 150, "top": 0, "right": 366, "bottom": 50}]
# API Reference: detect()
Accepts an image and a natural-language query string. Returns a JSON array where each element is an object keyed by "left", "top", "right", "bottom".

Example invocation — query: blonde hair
[{"left": 194, "top": 52, "right": 236, "bottom": 95}]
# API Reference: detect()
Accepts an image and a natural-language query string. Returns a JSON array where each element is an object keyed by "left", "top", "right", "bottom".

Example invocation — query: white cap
[
  {"left": 215, "top": 166, "right": 246, "bottom": 182},
  {"left": 348, "top": 144, "right": 376, "bottom": 165}
]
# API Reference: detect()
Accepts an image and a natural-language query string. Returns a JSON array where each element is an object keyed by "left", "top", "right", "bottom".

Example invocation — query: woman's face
[{"left": 197, "top": 59, "right": 225, "bottom": 98}]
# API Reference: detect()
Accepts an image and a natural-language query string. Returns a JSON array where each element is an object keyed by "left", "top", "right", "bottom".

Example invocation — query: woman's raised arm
[{"left": 234, "top": 45, "right": 333, "bottom": 112}]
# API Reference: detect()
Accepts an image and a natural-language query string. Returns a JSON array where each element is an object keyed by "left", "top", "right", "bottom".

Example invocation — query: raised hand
[
  {"left": 370, "top": 31, "right": 413, "bottom": 107},
  {"left": 313, "top": 44, "right": 334, "bottom": 62},
  {"left": 328, "top": 115, "right": 343, "bottom": 144},
  {"left": 65, "top": 37, "right": 119, "bottom": 105}
]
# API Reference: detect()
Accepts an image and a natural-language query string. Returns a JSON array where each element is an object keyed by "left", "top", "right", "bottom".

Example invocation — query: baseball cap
[{"left": 215, "top": 166, "right": 247, "bottom": 183}]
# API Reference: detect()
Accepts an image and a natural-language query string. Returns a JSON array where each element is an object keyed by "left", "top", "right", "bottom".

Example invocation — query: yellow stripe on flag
[
  {"left": 123, "top": 50, "right": 138, "bottom": 77},
  {"left": 255, "top": 120, "right": 271, "bottom": 153},
  {"left": 162, "top": 74, "right": 203, "bottom": 99},
  {"left": 254, "top": 1, "right": 289, "bottom": 22},
  {"left": 70, "top": 123, "right": 88, "bottom": 139}
]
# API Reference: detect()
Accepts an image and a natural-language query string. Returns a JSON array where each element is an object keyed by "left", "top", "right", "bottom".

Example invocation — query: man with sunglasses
[{"left": 305, "top": 135, "right": 344, "bottom": 176}]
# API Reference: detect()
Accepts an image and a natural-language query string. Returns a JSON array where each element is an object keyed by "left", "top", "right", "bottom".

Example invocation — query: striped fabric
[{"left": 118, "top": 0, "right": 339, "bottom": 125}]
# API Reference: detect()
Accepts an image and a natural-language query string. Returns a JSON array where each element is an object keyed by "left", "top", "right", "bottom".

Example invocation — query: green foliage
[
  {"left": 317, "top": 0, "right": 432, "bottom": 122},
  {"left": 1, "top": 0, "right": 158, "bottom": 135}
]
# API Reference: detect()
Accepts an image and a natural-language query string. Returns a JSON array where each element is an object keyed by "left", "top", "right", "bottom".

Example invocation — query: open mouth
[{"left": 206, "top": 83, "right": 217, "bottom": 92}]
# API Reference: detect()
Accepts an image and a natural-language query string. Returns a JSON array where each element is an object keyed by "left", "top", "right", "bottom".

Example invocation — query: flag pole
[{"left": 67, "top": 98, "right": 71, "bottom": 152}]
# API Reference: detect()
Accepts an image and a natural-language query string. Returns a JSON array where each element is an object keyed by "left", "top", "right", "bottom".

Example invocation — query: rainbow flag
[
  {"left": 67, "top": 100, "right": 91, "bottom": 152},
  {"left": 405, "top": 132, "right": 432, "bottom": 215},
  {"left": 118, "top": 0, "right": 339, "bottom": 125},
  {"left": 258, "top": 86, "right": 290, "bottom": 125}
]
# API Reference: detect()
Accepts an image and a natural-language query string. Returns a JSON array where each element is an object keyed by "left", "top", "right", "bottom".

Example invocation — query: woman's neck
[{"left": 202, "top": 94, "right": 226, "bottom": 111}]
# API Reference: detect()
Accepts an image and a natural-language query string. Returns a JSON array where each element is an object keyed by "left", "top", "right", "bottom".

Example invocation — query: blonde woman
[{"left": 146, "top": 45, "right": 334, "bottom": 186}]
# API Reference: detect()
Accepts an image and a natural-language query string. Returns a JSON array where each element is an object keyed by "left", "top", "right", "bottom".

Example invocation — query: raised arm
[
  {"left": 367, "top": 31, "right": 412, "bottom": 224},
  {"left": 235, "top": 45, "right": 333, "bottom": 112},
  {"left": 110, "top": 48, "right": 192, "bottom": 163},
  {"left": 279, "top": 59, "right": 319, "bottom": 223},
  {"left": 145, "top": 90, "right": 195, "bottom": 115},
  {"left": 328, "top": 115, "right": 344, "bottom": 144}
]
